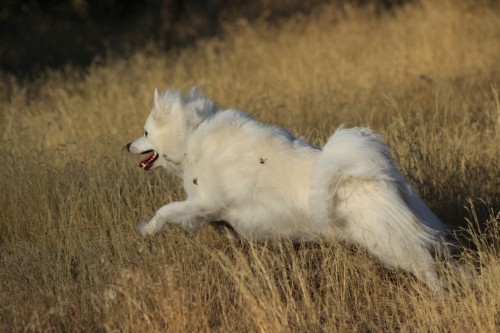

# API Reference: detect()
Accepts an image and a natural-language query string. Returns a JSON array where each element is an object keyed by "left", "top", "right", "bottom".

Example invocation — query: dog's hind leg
[
  {"left": 137, "top": 199, "right": 216, "bottom": 237},
  {"left": 333, "top": 181, "right": 443, "bottom": 292}
]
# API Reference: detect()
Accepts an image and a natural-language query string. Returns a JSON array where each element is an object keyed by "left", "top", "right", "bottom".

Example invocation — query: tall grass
[{"left": 1, "top": 0, "right": 499, "bottom": 331}]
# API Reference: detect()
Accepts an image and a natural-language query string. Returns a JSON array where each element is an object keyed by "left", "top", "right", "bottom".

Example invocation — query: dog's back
[{"left": 184, "top": 109, "right": 322, "bottom": 240}]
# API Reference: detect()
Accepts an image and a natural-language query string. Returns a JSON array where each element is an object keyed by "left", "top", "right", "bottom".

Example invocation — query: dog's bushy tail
[{"left": 309, "top": 127, "right": 450, "bottom": 291}]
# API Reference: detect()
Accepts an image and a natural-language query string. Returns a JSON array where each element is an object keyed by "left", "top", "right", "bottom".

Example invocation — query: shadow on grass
[{"left": 0, "top": 0, "right": 408, "bottom": 80}]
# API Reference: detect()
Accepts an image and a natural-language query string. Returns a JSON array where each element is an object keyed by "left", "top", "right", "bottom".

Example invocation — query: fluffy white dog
[{"left": 127, "top": 88, "right": 450, "bottom": 291}]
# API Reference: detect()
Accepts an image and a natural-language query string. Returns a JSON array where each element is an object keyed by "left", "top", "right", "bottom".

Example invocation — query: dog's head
[{"left": 126, "top": 87, "right": 218, "bottom": 175}]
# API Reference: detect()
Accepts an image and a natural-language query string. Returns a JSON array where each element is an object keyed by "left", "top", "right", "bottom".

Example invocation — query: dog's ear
[
  {"left": 151, "top": 88, "right": 166, "bottom": 121},
  {"left": 154, "top": 88, "right": 162, "bottom": 110}
]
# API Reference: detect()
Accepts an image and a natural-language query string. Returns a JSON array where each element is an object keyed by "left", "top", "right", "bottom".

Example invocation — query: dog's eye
[{"left": 144, "top": 131, "right": 148, "bottom": 137}]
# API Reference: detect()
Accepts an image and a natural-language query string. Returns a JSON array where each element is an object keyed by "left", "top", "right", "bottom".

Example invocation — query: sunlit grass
[{"left": 1, "top": 1, "right": 499, "bottom": 331}]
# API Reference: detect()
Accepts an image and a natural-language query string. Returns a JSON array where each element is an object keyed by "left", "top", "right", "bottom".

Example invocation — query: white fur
[{"left": 127, "top": 88, "right": 450, "bottom": 291}]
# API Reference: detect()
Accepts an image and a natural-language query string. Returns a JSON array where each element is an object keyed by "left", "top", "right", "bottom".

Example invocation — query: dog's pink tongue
[{"left": 139, "top": 152, "right": 156, "bottom": 168}]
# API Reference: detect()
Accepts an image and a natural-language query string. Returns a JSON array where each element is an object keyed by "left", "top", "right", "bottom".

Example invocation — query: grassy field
[{"left": 1, "top": 0, "right": 500, "bottom": 331}]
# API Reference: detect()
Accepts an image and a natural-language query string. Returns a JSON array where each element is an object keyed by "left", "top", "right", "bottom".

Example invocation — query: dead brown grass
[{"left": 1, "top": 0, "right": 500, "bottom": 331}]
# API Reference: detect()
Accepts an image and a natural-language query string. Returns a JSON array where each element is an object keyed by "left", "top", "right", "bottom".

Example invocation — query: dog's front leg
[{"left": 136, "top": 200, "right": 213, "bottom": 237}]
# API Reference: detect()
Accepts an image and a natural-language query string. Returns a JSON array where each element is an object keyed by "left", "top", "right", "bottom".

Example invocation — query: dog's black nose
[{"left": 125, "top": 142, "right": 131, "bottom": 152}]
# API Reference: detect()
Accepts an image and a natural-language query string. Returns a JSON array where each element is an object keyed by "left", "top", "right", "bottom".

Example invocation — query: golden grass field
[{"left": 1, "top": 0, "right": 500, "bottom": 331}]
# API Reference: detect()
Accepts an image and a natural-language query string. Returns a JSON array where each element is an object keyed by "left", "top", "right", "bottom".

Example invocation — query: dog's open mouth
[{"left": 139, "top": 150, "right": 159, "bottom": 170}]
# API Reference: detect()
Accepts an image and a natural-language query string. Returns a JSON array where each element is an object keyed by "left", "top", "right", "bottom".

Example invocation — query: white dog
[{"left": 127, "top": 88, "right": 450, "bottom": 291}]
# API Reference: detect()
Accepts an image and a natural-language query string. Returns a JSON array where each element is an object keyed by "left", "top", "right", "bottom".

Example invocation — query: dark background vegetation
[{"left": 0, "top": 0, "right": 405, "bottom": 79}]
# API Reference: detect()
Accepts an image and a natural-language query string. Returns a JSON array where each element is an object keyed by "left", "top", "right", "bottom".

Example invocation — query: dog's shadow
[{"left": 209, "top": 220, "right": 237, "bottom": 236}]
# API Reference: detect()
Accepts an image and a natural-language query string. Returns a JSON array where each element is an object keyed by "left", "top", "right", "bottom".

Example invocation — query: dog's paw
[{"left": 136, "top": 220, "right": 155, "bottom": 237}]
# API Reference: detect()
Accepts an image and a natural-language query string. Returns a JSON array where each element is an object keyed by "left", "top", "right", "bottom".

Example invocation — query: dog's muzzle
[{"left": 126, "top": 143, "right": 159, "bottom": 170}]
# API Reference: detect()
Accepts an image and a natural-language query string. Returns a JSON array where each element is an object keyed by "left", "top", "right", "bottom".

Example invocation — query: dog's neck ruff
[
  {"left": 163, "top": 153, "right": 184, "bottom": 165},
  {"left": 194, "top": 118, "right": 206, "bottom": 130}
]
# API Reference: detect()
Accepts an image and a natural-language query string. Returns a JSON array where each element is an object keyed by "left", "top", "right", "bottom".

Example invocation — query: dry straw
[{"left": 1, "top": 0, "right": 499, "bottom": 331}]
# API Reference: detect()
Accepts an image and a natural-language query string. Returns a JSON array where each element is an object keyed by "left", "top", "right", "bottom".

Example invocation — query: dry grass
[{"left": 1, "top": 0, "right": 500, "bottom": 331}]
